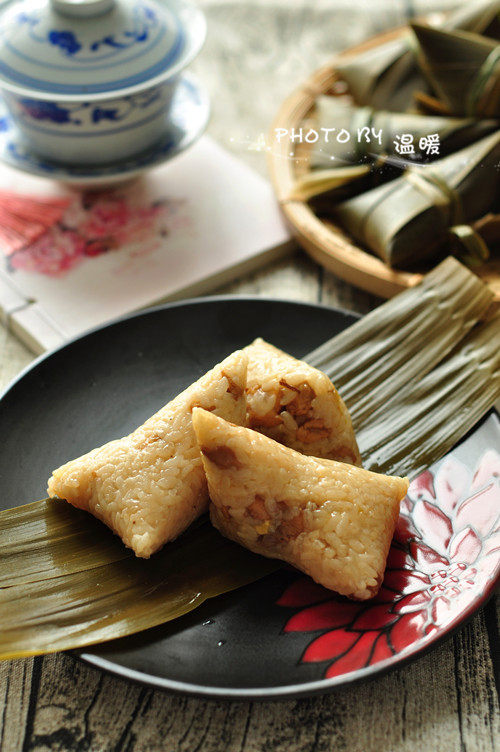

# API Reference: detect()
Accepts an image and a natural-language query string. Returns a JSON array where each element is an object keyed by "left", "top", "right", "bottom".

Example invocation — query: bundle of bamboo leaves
[
  {"left": 301, "top": 0, "right": 500, "bottom": 270},
  {"left": 333, "top": 132, "right": 500, "bottom": 267},
  {"left": 334, "top": 0, "right": 500, "bottom": 110},
  {"left": 0, "top": 258, "right": 499, "bottom": 660}
]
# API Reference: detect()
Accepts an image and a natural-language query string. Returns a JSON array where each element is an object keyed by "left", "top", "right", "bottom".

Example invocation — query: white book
[{"left": 0, "top": 136, "right": 293, "bottom": 353}]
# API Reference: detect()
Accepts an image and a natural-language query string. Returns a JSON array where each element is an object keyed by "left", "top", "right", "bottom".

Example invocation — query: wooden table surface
[{"left": 0, "top": 1, "right": 498, "bottom": 750}]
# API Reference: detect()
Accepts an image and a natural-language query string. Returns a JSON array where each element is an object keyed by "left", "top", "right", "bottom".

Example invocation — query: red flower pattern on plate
[{"left": 277, "top": 450, "right": 500, "bottom": 679}]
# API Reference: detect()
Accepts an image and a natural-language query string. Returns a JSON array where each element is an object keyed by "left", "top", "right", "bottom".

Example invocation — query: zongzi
[
  {"left": 245, "top": 338, "right": 361, "bottom": 465},
  {"left": 334, "top": 132, "right": 500, "bottom": 268},
  {"left": 311, "top": 97, "right": 497, "bottom": 168},
  {"left": 412, "top": 23, "right": 500, "bottom": 118},
  {"left": 335, "top": 0, "right": 500, "bottom": 109},
  {"left": 192, "top": 408, "right": 408, "bottom": 600},
  {"left": 47, "top": 350, "right": 248, "bottom": 558},
  {"left": 335, "top": 36, "right": 417, "bottom": 111}
]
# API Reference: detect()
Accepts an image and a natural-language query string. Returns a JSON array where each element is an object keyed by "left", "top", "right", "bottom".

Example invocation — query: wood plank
[
  {"left": 218, "top": 252, "right": 321, "bottom": 304},
  {"left": 0, "top": 659, "right": 35, "bottom": 752},
  {"left": 11, "top": 622, "right": 497, "bottom": 752},
  {"left": 320, "top": 266, "right": 383, "bottom": 313},
  {"left": 454, "top": 610, "right": 500, "bottom": 752}
]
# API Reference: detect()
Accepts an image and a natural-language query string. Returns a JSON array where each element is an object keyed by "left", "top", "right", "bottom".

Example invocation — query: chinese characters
[{"left": 274, "top": 128, "right": 441, "bottom": 157}]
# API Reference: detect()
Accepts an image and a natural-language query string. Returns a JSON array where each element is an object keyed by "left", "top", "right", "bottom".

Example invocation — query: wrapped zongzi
[
  {"left": 311, "top": 97, "right": 497, "bottom": 168},
  {"left": 334, "top": 132, "right": 500, "bottom": 268},
  {"left": 336, "top": 0, "right": 500, "bottom": 109},
  {"left": 412, "top": 23, "right": 500, "bottom": 118}
]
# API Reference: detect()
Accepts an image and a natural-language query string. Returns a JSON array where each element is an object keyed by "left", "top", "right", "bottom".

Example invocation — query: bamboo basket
[{"left": 267, "top": 25, "right": 500, "bottom": 302}]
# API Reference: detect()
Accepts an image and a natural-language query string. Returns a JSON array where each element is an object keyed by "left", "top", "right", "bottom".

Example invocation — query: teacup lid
[{"left": 0, "top": 0, "right": 205, "bottom": 99}]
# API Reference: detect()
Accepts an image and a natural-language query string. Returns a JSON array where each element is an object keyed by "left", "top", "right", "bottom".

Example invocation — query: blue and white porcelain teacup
[{"left": 0, "top": 0, "right": 206, "bottom": 164}]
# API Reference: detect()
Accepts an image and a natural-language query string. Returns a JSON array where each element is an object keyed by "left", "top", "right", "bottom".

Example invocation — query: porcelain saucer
[{"left": 0, "top": 75, "right": 209, "bottom": 186}]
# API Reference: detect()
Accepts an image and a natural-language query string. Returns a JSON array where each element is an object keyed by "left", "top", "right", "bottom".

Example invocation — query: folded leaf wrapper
[
  {"left": 290, "top": 164, "right": 375, "bottom": 205},
  {"left": 412, "top": 23, "right": 500, "bottom": 118},
  {"left": 333, "top": 132, "right": 500, "bottom": 268},
  {"left": 311, "top": 97, "right": 497, "bottom": 169},
  {"left": 335, "top": 36, "right": 418, "bottom": 111},
  {"left": 1, "top": 258, "right": 499, "bottom": 659},
  {"left": 0, "top": 504, "right": 279, "bottom": 659},
  {"left": 335, "top": 0, "right": 500, "bottom": 109}
]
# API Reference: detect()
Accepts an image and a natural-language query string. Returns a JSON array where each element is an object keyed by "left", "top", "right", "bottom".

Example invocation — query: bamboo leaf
[
  {"left": 312, "top": 97, "right": 497, "bottom": 169},
  {"left": 335, "top": 0, "right": 500, "bottom": 109},
  {"left": 355, "top": 312, "right": 500, "bottom": 477},
  {"left": 305, "top": 256, "right": 494, "bottom": 426},
  {"left": 0, "top": 519, "right": 278, "bottom": 660},
  {"left": 332, "top": 133, "right": 500, "bottom": 268},
  {"left": 290, "top": 165, "right": 371, "bottom": 202},
  {"left": 412, "top": 23, "right": 500, "bottom": 118}
]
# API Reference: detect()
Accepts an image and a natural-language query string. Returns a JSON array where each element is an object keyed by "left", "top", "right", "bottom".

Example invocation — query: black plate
[{"left": 1, "top": 297, "right": 498, "bottom": 700}]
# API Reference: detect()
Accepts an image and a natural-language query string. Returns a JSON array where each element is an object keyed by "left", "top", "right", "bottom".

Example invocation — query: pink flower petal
[
  {"left": 410, "top": 541, "right": 449, "bottom": 573},
  {"left": 389, "top": 610, "right": 427, "bottom": 652},
  {"left": 408, "top": 470, "right": 435, "bottom": 504},
  {"left": 472, "top": 449, "right": 500, "bottom": 490},
  {"left": 412, "top": 500, "right": 453, "bottom": 555},
  {"left": 283, "top": 600, "right": 362, "bottom": 633},
  {"left": 325, "top": 631, "right": 379, "bottom": 678},
  {"left": 302, "top": 628, "right": 359, "bottom": 663},
  {"left": 400, "top": 495, "right": 413, "bottom": 515},
  {"left": 369, "top": 633, "right": 394, "bottom": 665},
  {"left": 445, "top": 586, "right": 480, "bottom": 615},
  {"left": 448, "top": 527, "right": 482, "bottom": 564},
  {"left": 434, "top": 457, "right": 470, "bottom": 514},
  {"left": 483, "top": 531, "right": 500, "bottom": 556},
  {"left": 455, "top": 483, "right": 500, "bottom": 538},
  {"left": 431, "top": 596, "right": 451, "bottom": 625},
  {"left": 277, "top": 577, "right": 331, "bottom": 608},
  {"left": 383, "top": 569, "right": 430, "bottom": 594},
  {"left": 393, "top": 590, "right": 432, "bottom": 614},
  {"left": 481, "top": 552, "right": 500, "bottom": 580},
  {"left": 351, "top": 604, "right": 398, "bottom": 630}
]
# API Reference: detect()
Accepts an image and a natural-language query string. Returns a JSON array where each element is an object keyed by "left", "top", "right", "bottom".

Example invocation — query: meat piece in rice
[
  {"left": 192, "top": 408, "right": 408, "bottom": 600},
  {"left": 47, "top": 350, "right": 248, "bottom": 558},
  {"left": 244, "top": 338, "right": 360, "bottom": 465}
]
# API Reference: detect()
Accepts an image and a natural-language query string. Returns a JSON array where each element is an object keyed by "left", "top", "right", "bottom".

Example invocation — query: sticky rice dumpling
[
  {"left": 47, "top": 350, "right": 248, "bottom": 558},
  {"left": 192, "top": 409, "right": 408, "bottom": 600},
  {"left": 245, "top": 338, "right": 361, "bottom": 465}
]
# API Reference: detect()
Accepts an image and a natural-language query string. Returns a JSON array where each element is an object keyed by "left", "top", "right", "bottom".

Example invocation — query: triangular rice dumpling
[
  {"left": 412, "top": 23, "right": 500, "bottom": 117},
  {"left": 335, "top": 38, "right": 416, "bottom": 110},
  {"left": 47, "top": 350, "right": 248, "bottom": 558},
  {"left": 334, "top": 131, "right": 500, "bottom": 267},
  {"left": 311, "top": 96, "right": 497, "bottom": 168},
  {"left": 245, "top": 338, "right": 361, "bottom": 465},
  {"left": 336, "top": 0, "right": 500, "bottom": 109},
  {"left": 446, "top": 0, "right": 500, "bottom": 36},
  {"left": 192, "top": 409, "right": 408, "bottom": 600}
]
